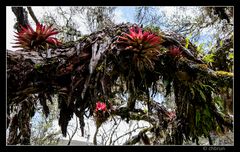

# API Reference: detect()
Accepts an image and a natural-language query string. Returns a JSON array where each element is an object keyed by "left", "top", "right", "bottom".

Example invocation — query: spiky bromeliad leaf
[
  {"left": 13, "top": 23, "right": 61, "bottom": 50},
  {"left": 189, "top": 87, "right": 195, "bottom": 99},
  {"left": 195, "top": 110, "right": 201, "bottom": 127},
  {"left": 198, "top": 89, "right": 206, "bottom": 102},
  {"left": 185, "top": 37, "right": 190, "bottom": 49}
]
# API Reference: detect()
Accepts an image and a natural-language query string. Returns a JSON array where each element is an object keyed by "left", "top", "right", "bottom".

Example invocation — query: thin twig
[
  {"left": 67, "top": 115, "right": 78, "bottom": 145},
  {"left": 112, "top": 126, "right": 147, "bottom": 145},
  {"left": 109, "top": 118, "right": 121, "bottom": 145}
]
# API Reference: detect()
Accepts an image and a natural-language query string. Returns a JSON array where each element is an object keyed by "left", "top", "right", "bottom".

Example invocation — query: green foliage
[
  {"left": 219, "top": 40, "right": 223, "bottom": 47},
  {"left": 195, "top": 110, "right": 201, "bottom": 126},
  {"left": 172, "top": 74, "right": 228, "bottom": 144},
  {"left": 34, "top": 63, "right": 44, "bottom": 73},
  {"left": 189, "top": 87, "right": 195, "bottom": 98},
  {"left": 198, "top": 89, "right": 206, "bottom": 102},
  {"left": 143, "top": 24, "right": 161, "bottom": 35},
  {"left": 214, "top": 96, "right": 224, "bottom": 111},
  {"left": 34, "top": 63, "right": 42, "bottom": 70},
  {"left": 143, "top": 107, "right": 148, "bottom": 114},
  {"left": 196, "top": 43, "right": 204, "bottom": 54},
  {"left": 228, "top": 53, "right": 233, "bottom": 60},
  {"left": 203, "top": 54, "right": 215, "bottom": 63},
  {"left": 185, "top": 34, "right": 192, "bottom": 49}
]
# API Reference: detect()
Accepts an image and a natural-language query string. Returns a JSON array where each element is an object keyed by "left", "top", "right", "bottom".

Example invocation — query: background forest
[{"left": 6, "top": 6, "right": 233, "bottom": 146}]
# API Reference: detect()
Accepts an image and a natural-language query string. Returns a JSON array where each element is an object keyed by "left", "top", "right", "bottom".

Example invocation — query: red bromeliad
[
  {"left": 13, "top": 23, "right": 61, "bottom": 50},
  {"left": 93, "top": 101, "right": 109, "bottom": 144},
  {"left": 116, "top": 25, "right": 162, "bottom": 72},
  {"left": 95, "top": 101, "right": 107, "bottom": 112},
  {"left": 169, "top": 46, "right": 182, "bottom": 57},
  {"left": 117, "top": 26, "right": 161, "bottom": 54},
  {"left": 94, "top": 101, "right": 108, "bottom": 127}
]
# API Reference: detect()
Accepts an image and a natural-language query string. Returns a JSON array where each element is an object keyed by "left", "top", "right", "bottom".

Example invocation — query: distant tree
[
  {"left": 135, "top": 6, "right": 167, "bottom": 26},
  {"left": 41, "top": 6, "right": 116, "bottom": 43},
  {"left": 84, "top": 6, "right": 116, "bottom": 32}
]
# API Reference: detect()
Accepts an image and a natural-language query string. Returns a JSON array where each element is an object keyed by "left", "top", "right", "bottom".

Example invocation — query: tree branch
[
  {"left": 12, "top": 7, "right": 29, "bottom": 30},
  {"left": 27, "top": 7, "right": 39, "bottom": 25}
]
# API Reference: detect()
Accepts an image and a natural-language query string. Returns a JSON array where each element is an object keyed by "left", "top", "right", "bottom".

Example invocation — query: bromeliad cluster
[
  {"left": 13, "top": 23, "right": 61, "bottom": 50},
  {"left": 116, "top": 25, "right": 162, "bottom": 71}
]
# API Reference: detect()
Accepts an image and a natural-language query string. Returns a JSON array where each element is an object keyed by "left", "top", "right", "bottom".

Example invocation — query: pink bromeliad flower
[
  {"left": 13, "top": 23, "right": 61, "bottom": 50},
  {"left": 116, "top": 25, "right": 163, "bottom": 72},
  {"left": 117, "top": 26, "right": 161, "bottom": 53},
  {"left": 95, "top": 101, "right": 107, "bottom": 112},
  {"left": 169, "top": 46, "right": 182, "bottom": 57}
]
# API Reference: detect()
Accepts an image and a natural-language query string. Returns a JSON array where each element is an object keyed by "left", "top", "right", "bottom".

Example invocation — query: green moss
[
  {"left": 215, "top": 71, "right": 233, "bottom": 77},
  {"left": 34, "top": 63, "right": 42, "bottom": 69}
]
